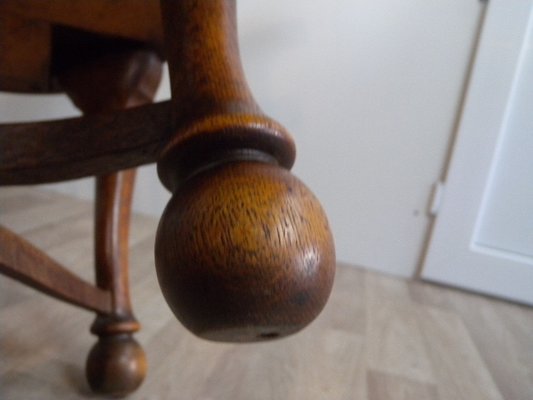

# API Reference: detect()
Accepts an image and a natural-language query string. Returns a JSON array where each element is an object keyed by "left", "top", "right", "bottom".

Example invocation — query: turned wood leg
[
  {"left": 86, "top": 169, "right": 145, "bottom": 396},
  {"left": 58, "top": 49, "right": 162, "bottom": 396},
  {"left": 155, "top": 0, "right": 336, "bottom": 342}
]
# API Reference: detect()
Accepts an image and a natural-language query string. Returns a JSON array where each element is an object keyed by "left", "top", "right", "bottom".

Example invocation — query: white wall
[{"left": 0, "top": 0, "right": 483, "bottom": 277}]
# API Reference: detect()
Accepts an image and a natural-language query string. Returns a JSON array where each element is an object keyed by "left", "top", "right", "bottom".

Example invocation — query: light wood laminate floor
[{"left": 1, "top": 187, "right": 532, "bottom": 400}]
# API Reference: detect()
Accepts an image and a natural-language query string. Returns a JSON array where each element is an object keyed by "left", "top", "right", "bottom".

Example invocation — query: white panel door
[{"left": 422, "top": 0, "right": 533, "bottom": 305}]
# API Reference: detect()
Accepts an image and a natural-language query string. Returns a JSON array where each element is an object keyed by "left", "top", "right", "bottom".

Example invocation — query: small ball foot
[{"left": 86, "top": 334, "right": 146, "bottom": 397}]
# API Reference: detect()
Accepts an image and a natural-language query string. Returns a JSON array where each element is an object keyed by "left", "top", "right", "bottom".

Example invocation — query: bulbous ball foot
[
  {"left": 86, "top": 334, "right": 146, "bottom": 397},
  {"left": 155, "top": 161, "right": 336, "bottom": 342}
]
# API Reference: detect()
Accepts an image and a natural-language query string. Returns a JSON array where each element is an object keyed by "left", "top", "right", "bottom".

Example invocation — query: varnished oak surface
[{"left": 1, "top": 187, "right": 532, "bottom": 399}]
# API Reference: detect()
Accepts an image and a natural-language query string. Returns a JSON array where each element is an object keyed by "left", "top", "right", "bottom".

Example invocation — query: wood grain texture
[
  {"left": 157, "top": 0, "right": 295, "bottom": 191},
  {"left": 152, "top": 0, "right": 335, "bottom": 342},
  {"left": 2, "top": 188, "right": 533, "bottom": 400},
  {"left": 156, "top": 161, "right": 335, "bottom": 341}
]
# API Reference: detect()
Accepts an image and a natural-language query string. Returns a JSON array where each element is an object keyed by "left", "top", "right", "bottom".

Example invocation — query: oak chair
[{"left": 0, "top": 1, "right": 336, "bottom": 396}]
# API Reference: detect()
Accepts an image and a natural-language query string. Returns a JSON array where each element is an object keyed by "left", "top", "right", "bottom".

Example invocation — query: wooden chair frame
[{"left": 0, "top": 1, "right": 335, "bottom": 396}]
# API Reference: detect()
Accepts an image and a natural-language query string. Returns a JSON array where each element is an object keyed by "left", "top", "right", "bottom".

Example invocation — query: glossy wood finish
[
  {"left": 87, "top": 170, "right": 146, "bottom": 397},
  {"left": 3, "top": 188, "right": 533, "bottom": 400},
  {"left": 56, "top": 49, "right": 162, "bottom": 396},
  {"left": 0, "top": 0, "right": 163, "bottom": 93},
  {"left": 0, "top": 0, "right": 162, "bottom": 46},
  {"left": 1, "top": 0, "right": 336, "bottom": 394},
  {"left": 94, "top": 171, "right": 138, "bottom": 323},
  {"left": 0, "top": 37, "right": 165, "bottom": 185},
  {"left": 154, "top": 0, "right": 335, "bottom": 342},
  {"left": 157, "top": 0, "right": 295, "bottom": 191},
  {"left": 156, "top": 162, "right": 335, "bottom": 341},
  {"left": 0, "top": 101, "right": 170, "bottom": 185}
]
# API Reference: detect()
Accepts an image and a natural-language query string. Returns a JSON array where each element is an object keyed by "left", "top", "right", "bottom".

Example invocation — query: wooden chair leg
[
  {"left": 154, "top": 0, "right": 335, "bottom": 342},
  {"left": 86, "top": 169, "right": 145, "bottom": 396},
  {"left": 58, "top": 49, "right": 162, "bottom": 396}
]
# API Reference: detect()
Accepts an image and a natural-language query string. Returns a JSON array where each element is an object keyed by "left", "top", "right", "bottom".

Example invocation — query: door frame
[{"left": 421, "top": 0, "right": 533, "bottom": 304}]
